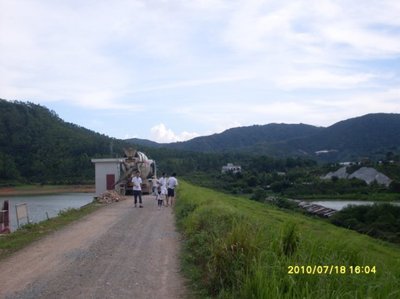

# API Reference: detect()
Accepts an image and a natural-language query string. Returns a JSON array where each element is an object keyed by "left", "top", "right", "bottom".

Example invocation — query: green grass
[
  {"left": 0, "top": 202, "right": 102, "bottom": 260},
  {"left": 175, "top": 181, "right": 400, "bottom": 299}
]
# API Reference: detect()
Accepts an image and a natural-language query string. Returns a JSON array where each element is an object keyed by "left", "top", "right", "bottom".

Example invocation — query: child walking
[{"left": 156, "top": 187, "right": 164, "bottom": 210}]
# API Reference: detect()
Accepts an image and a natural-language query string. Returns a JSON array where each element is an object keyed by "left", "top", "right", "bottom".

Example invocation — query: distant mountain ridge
[
  {"left": 284, "top": 113, "right": 400, "bottom": 160},
  {"left": 1, "top": 98, "right": 399, "bottom": 182},
  {"left": 0, "top": 99, "right": 127, "bottom": 184},
  {"left": 126, "top": 113, "right": 400, "bottom": 161},
  {"left": 127, "top": 123, "right": 323, "bottom": 151}
]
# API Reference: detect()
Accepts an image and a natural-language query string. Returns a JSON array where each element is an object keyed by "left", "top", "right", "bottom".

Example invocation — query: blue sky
[{"left": 1, "top": 0, "right": 400, "bottom": 142}]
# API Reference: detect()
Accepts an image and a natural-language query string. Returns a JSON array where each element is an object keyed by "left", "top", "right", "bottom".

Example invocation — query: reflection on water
[
  {"left": 2, "top": 193, "right": 94, "bottom": 231},
  {"left": 310, "top": 200, "right": 400, "bottom": 211}
]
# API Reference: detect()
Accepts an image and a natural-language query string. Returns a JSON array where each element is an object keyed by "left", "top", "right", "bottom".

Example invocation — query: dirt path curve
[{"left": 0, "top": 195, "right": 188, "bottom": 299}]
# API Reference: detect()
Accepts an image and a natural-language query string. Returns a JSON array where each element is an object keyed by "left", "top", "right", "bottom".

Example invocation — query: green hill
[
  {"left": 127, "top": 123, "right": 324, "bottom": 154},
  {"left": 2, "top": 98, "right": 400, "bottom": 186},
  {"left": 0, "top": 99, "right": 128, "bottom": 185},
  {"left": 176, "top": 181, "right": 400, "bottom": 298},
  {"left": 286, "top": 113, "right": 400, "bottom": 161},
  {"left": 166, "top": 123, "right": 322, "bottom": 152},
  {"left": 128, "top": 113, "right": 400, "bottom": 162}
]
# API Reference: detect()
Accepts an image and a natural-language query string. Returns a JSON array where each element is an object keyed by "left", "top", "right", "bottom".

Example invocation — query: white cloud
[
  {"left": 0, "top": 1, "right": 399, "bottom": 139},
  {"left": 150, "top": 123, "right": 199, "bottom": 143},
  {"left": 276, "top": 70, "right": 376, "bottom": 90},
  {"left": 166, "top": 84, "right": 400, "bottom": 130},
  {"left": 220, "top": 0, "right": 400, "bottom": 91},
  {"left": 0, "top": 1, "right": 141, "bottom": 105},
  {"left": 222, "top": 0, "right": 400, "bottom": 58}
]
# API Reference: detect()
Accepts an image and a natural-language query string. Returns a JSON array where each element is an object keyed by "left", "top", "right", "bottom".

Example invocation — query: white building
[
  {"left": 221, "top": 163, "right": 242, "bottom": 174},
  {"left": 91, "top": 158, "right": 124, "bottom": 196}
]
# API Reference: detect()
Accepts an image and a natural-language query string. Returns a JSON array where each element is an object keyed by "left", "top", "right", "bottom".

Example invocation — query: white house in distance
[
  {"left": 221, "top": 163, "right": 242, "bottom": 174},
  {"left": 91, "top": 158, "right": 125, "bottom": 196}
]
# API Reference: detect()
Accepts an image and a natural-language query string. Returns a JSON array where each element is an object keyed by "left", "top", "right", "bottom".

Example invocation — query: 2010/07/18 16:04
[{"left": 288, "top": 265, "right": 376, "bottom": 275}]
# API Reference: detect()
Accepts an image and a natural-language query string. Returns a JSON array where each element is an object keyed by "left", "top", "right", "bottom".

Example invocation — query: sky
[{"left": 1, "top": 0, "right": 400, "bottom": 143}]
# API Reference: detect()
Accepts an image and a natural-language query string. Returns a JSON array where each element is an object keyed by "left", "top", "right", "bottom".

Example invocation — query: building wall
[{"left": 93, "top": 160, "right": 122, "bottom": 196}]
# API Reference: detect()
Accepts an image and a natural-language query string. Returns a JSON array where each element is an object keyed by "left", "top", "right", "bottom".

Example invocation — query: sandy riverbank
[{"left": 0, "top": 185, "right": 95, "bottom": 196}]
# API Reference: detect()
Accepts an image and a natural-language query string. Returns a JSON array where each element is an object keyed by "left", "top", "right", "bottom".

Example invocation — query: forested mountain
[
  {"left": 168, "top": 123, "right": 323, "bottom": 152},
  {"left": 284, "top": 113, "right": 400, "bottom": 161},
  {"left": 127, "top": 123, "right": 324, "bottom": 153},
  {"left": 0, "top": 99, "right": 127, "bottom": 184},
  {"left": 306, "top": 113, "right": 400, "bottom": 151},
  {"left": 1, "top": 98, "right": 399, "bottom": 185},
  {"left": 128, "top": 113, "right": 400, "bottom": 161},
  {"left": 128, "top": 138, "right": 163, "bottom": 148},
  {"left": 0, "top": 99, "right": 250, "bottom": 185}
]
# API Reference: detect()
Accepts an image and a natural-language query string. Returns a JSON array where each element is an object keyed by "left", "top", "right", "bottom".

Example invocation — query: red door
[{"left": 106, "top": 174, "right": 115, "bottom": 190}]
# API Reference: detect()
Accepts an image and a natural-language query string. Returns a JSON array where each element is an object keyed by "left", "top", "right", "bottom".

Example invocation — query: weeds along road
[{"left": 0, "top": 195, "right": 187, "bottom": 299}]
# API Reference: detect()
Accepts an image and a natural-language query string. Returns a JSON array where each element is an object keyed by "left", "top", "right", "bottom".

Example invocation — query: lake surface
[
  {"left": 1, "top": 193, "right": 94, "bottom": 231},
  {"left": 310, "top": 200, "right": 400, "bottom": 211}
]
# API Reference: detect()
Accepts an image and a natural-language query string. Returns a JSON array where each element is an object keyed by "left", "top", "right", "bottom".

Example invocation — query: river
[
  {"left": 2, "top": 193, "right": 94, "bottom": 232},
  {"left": 309, "top": 200, "right": 400, "bottom": 210}
]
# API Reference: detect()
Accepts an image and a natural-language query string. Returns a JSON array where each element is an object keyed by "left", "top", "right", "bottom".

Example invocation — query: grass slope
[{"left": 175, "top": 181, "right": 400, "bottom": 299}]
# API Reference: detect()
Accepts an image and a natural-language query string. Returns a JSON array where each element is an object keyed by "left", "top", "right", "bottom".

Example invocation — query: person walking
[
  {"left": 166, "top": 172, "right": 178, "bottom": 207},
  {"left": 132, "top": 171, "right": 143, "bottom": 208},
  {"left": 152, "top": 176, "right": 159, "bottom": 200},
  {"left": 156, "top": 187, "right": 164, "bottom": 210},
  {"left": 158, "top": 172, "right": 168, "bottom": 206}
]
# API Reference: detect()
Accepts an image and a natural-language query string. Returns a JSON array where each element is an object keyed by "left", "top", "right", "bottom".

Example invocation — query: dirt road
[{"left": 0, "top": 195, "right": 187, "bottom": 299}]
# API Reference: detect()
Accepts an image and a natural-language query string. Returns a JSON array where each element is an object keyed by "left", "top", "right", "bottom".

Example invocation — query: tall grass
[{"left": 176, "top": 181, "right": 400, "bottom": 299}]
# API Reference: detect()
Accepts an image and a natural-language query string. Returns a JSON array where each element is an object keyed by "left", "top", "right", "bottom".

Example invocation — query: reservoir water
[
  {"left": 310, "top": 200, "right": 400, "bottom": 211},
  {"left": 2, "top": 193, "right": 94, "bottom": 232}
]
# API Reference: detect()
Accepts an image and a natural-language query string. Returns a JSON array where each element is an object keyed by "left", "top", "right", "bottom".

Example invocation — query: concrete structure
[
  {"left": 221, "top": 163, "right": 242, "bottom": 174},
  {"left": 91, "top": 158, "right": 124, "bottom": 196},
  {"left": 91, "top": 149, "right": 156, "bottom": 196}
]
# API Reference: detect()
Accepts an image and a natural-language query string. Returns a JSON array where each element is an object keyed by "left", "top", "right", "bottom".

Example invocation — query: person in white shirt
[
  {"left": 158, "top": 172, "right": 168, "bottom": 205},
  {"left": 166, "top": 173, "right": 178, "bottom": 207},
  {"left": 131, "top": 171, "right": 143, "bottom": 208},
  {"left": 151, "top": 176, "right": 159, "bottom": 198}
]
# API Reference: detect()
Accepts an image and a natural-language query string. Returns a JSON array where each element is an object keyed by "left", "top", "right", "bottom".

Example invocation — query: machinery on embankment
[{"left": 115, "top": 148, "right": 156, "bottom": 195}]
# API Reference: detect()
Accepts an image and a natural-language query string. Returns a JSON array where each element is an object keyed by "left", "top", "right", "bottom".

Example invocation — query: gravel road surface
[{"left": 0, "top": 195, "right": 187, "bottom": 299}]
